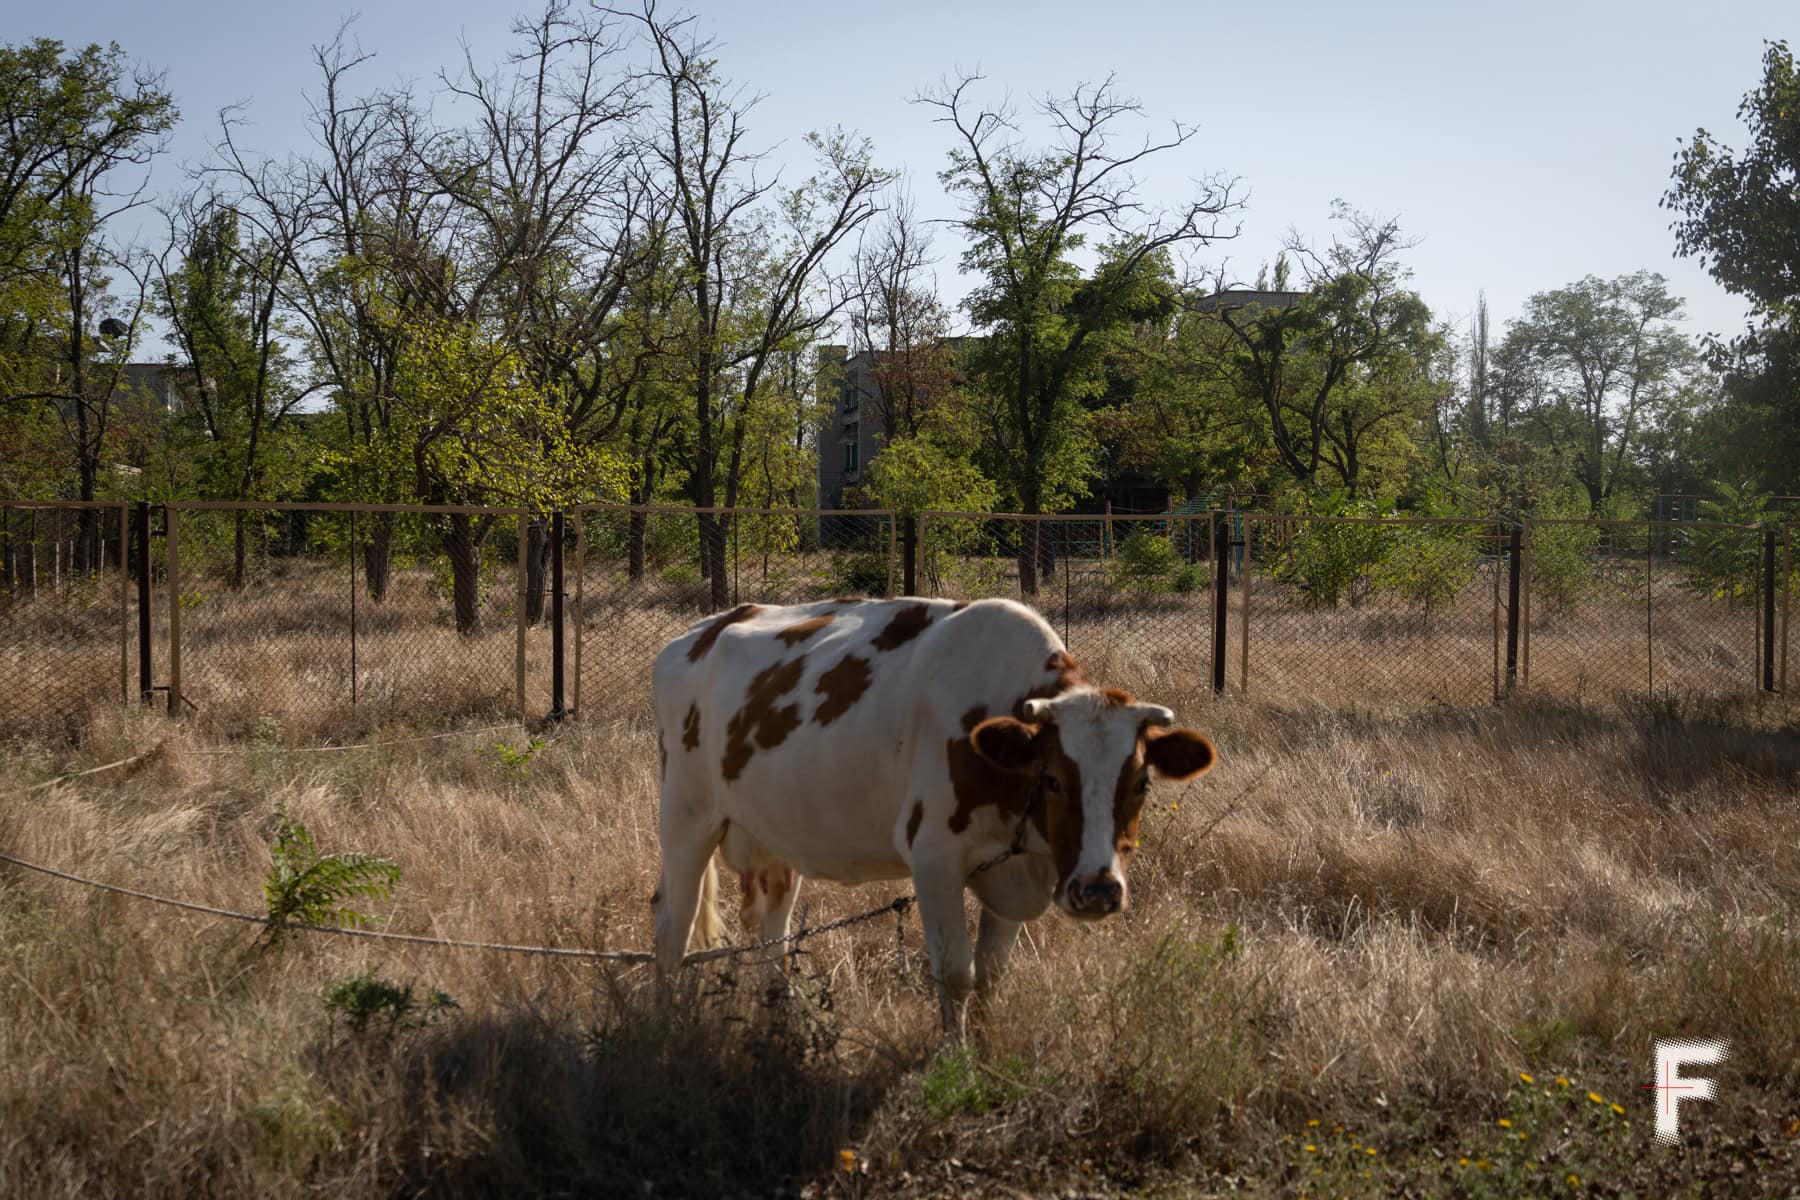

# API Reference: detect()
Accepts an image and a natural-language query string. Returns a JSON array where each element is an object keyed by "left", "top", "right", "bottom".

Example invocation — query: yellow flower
[
  {"left": 1458, "top": 1157, "right": 1470, "bottom": 1167},
  {"left": 1587, "top": 1091, "right": 1604, "bottom": 1105},
  {"left": 1333, "top": 1125, "right": 1343, "bottom": 1134},
  {"left": 1305, "top": 1143, "right": 1318, "bottom": 1153},
  {"left": 1365, "top": 1147, "right": 1377, "bottom": 1156},
  {"left": 1497, "top": 1118, "right": 1512, "bottom": 1128},
  {"left": 1567, "top": 1174, "right": 1580, "bottom": 1187},
  {"left": 1519, "top": 1132, "right": 1529, "bottom": 1141},
  {"left": 1611, "top": 1103, "right": 1625, "bottom": 1116},
  {"left": 1477, "top": 1159, "right": 1492, "bottom": 1170},
  {"left": 1520, "top": 1072, "right": 1535, "bottom": 1084},
  {"left": 838, "top": 1149, "right": 856, "bottom": 1172},
  {"left": 1555, "top": 1076, "right": 1570, "bottom": 1088},
  {"left": 1307, "top": 1118, "right": 1320, "bottom": 1127}
]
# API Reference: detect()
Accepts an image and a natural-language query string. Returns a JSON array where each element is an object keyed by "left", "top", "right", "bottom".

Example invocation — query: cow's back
[{"left": 652, "top": 597, "right": 1064, "bottom": 882}]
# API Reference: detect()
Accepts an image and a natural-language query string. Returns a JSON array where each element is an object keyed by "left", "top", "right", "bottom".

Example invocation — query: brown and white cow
[{"left": 650, "top": 596, "right": 1216, "bottom": 1029}]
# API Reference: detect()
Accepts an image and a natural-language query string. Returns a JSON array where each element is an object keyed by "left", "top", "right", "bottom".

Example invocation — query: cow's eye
[
  {"left": 1133, "top": 776, "right": 1150, "bottom": 796},
  {"left": 1041, "top": 774, "right": 1061, "bottom": 794}
]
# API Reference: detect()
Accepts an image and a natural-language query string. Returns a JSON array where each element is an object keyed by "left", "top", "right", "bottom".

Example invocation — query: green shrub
[
  {"left": 1526, "top": 492, "right": 1598, "bottom": 613},
  {"left": 262, "top": 810, "right": 401, "bottom": 947},
  {"left": 829, "top": 551, "right": 890, "bottom": 597},
  {"left": 323, "top": 968, "right": 456, "bottom": 1036},
  {"left": 1115, "top": 528, "right": 1180, "bottom": 594},
  {"left": 1374, "top": 525, "right": 1481, "bottom": 616},
  {"left": 1271, "top": 518, "right": 1393, "bottom": 608}
]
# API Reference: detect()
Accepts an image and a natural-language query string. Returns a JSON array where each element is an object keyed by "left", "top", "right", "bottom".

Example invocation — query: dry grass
[{"left": 3, "top": 642, "right": 1800, "bottom": 1198}]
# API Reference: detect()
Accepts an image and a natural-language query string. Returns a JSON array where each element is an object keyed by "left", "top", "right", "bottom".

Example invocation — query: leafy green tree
[
  {"left": 1213, "top": 204, "right": 1436, "bottom": 498},
  {"left": 1664, "top": 40, "right": 1800, "bottom": 494},
  {"left": 0, "top": 39, "right": 174, "bottom": 563},
  {"left": 1498, "top": 272, "right": 1698, "bottom": 513},
  {"left": 919, "top": 72, "right": 1238, "bottom": 592}
]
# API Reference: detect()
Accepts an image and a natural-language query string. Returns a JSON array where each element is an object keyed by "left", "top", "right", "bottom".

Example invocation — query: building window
[
  {"left": 843, "top": 384, "right": 859, "bottom": 412},
  {"left": 842, "top": 422, "right": 859, "bottom": 474}
]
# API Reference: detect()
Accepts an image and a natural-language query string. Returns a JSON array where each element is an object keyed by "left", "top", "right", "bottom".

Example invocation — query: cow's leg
[
  {"left": 739, "top": 865, "right": 803, "bottom": 974},
  {"left": 912, "top": 859, "right": 976, "bottom": 1037},
  {"left": 974, "top": 906, "right": 1023, "bottom": 994},
  {"left": 652, "top": 815, "right": 723, "bottom": 987}
]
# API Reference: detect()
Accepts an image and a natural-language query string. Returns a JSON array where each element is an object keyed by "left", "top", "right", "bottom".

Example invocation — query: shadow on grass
[{"left": 377, "top": 982, "right": 905, "bottom": 1198}]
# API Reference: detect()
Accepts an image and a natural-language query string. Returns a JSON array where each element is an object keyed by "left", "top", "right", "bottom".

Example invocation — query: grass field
[{"left": 3, "top": 638, "right": 1799, "bottom": 1197}]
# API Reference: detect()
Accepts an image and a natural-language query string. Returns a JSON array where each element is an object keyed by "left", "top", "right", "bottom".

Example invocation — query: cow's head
[{"left": 969, "top": 689, "right": 1215, "bottom": 919}]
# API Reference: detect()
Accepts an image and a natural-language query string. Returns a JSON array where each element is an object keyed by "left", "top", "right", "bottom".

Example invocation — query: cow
[{"left": 649, "top": 595, "right": 1216, "bottom": 1031}]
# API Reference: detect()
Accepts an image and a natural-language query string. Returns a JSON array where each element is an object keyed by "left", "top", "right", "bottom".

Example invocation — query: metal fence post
[
  {"left": 1212, "top": 511, "right": 1228, "bottom": 694},
  {"left": 902, "top": 515, "right": 917, "bottom": 596},
  {"left": 1505, "top": 525, "right": 1522, "bottom": 693},
  {"left": 550, "top": 509, "right": 566, "bottom": 720},
  {"left": 1763, "top": 525, "right": 1778, "bottom": 692},
  {"left": 166, "top": 505, "right": 181, "bottom": 717},
  {"left": 516, "top": 513, "right": 529, "bottom": 719},
  {"left": 135, "top": 501, "right": 153, "bottom": 704}
]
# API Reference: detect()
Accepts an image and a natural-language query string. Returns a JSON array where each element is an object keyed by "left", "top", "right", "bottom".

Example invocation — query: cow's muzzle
[{"left": 1062, "top": 870, "right": 1125, "bottom": 919}]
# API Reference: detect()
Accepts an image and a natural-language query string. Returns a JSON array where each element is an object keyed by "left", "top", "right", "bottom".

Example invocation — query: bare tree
[
  {"left": 919, "top": 71, "right": 1238, "bottom": 591},
  {"left": 848, "top": 184, "right": 955, "bottom": 442},
  {"left": 622, "top": 1, "right": 888, "bottom": 608}
]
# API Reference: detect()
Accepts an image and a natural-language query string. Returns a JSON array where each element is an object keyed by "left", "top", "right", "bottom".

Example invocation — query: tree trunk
[
  {"left": 363, "top": 512, "right": 393, "bottom": 603},
  {"left": 232, "top": 510, "right": 248, "bottom": 590},
  {"left": 524, "top": 516, "right": 550, "bottom": 625},
  {"left": 627, "top": 508, "right": 647, "bottom": 582},
  {"left": 1017, "top": 496, "right": 1042, "bottom": 596},
  {"left": 440, "top": 512, "right": 483, "bottom": 635}
]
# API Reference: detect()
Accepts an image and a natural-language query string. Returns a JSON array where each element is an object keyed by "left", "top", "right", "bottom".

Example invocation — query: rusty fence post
[
  {"left": 1764, "top": 526, "right": 1778, "bottom": 693},
  {"left": 550, "top": 509, "right": 566, "bottom": 721},
  {"left": 902, "top": 516, "right": 917, "bottom": 597},
  {"left": 1212, "top": 511, "right": 1229, "bottom": 694},
  {"left": 516, "top": 513, "right": 529, "bottom": 720},
  {"left": 1505, "top": 525, "right": 1522, "bottom": 693},
  {"left": 166, "top": 505, "right": 182, "bottom": 717},
  {"left": 135, "top": 501, "right": 153, "bottom": 704}
]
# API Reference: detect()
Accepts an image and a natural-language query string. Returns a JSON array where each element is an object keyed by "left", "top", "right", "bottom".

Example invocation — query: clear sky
[{"left": 24, "top": 0, "right": 1798, "bottom": 350}]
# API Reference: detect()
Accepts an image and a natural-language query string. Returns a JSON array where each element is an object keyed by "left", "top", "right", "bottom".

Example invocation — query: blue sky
[{"left": 26, "top": 0, "right": 1797, "bottom": 349}]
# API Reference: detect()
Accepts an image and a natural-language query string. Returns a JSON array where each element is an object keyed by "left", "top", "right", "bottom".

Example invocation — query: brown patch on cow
[
  {"left": 946, "top": 722, "right": 1084, "bottom": 889},
  {"left": 1044, "top": 650, "right": 1086, "bottom": 690},
  {"left": 1113, "top": 743, "right": 1150, "bottom": 859},
  {"left": 906, "top": 800, "right": 924, "bottom": 848},
  {"left": 959, "top": 705, "right": 988, "bottom": 733},
  {"left": 814, "top": 654, "right": 873, "bottom": 726},
  {"left": 1100, "top": 687, "right": 1135, "bottom": 707},
  {"left": 950, "top": 600, "right": 970, "bottom": 612},
  {"left": 872, "top": 601, "right": 934, "bottom": 651},
  {"left": 681, "top": 703, "right": 701, "bottom": 751},
  {"left": 721, "top": 656, "right": 807, "bottom": 781},
  {"left": 776, "top": 613, "right": 836, "bottom": 646},
  {"left": 686, "top": 603, "right": 762, "bottom": 662},
  {"left": 833, "top": 595, "right": 865, "bottom": 605}
]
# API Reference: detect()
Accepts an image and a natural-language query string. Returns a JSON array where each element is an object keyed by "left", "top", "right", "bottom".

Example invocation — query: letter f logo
[{"left": 1646, "top": 1039, "right": 1728, "bottom": 1144}]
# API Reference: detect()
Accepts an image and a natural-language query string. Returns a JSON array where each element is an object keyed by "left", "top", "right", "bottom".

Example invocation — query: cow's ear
[
  {"left": 1144, "top": 726, "right": 1215, "bottom": 781},
  {"left": 970, "top": 716, "right": 1041, "bottom": 774}
]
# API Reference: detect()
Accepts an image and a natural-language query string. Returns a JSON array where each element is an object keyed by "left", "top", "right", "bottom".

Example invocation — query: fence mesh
[
  {"left": 1236, "top": 515, "right": 1505, "bottom": 707},
  {"left": 0, "top": 503, "right": 129, "bottom": 738},
  {"left": 3, "top": 501, "right": 1793, "bottom": 742},
  {"left": 574, "top": 507, "right": 895, "bottom": 719},
  {"left": 164, "top": 505, "right": 527, "bottom": 736},
  {"left": 1522, "top": 521, "right": 1761, "bottom": 706}
]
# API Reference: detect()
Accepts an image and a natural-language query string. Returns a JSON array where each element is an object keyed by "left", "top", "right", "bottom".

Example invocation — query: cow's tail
[{"left": 692, "top": 854, "right": 724, "bottom": 949}]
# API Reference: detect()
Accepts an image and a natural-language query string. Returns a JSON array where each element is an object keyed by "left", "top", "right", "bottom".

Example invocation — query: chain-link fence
[
  {"left": 159, "top": 503, "right": 532, "bottom": 736},
  {"left": 0, "top": 502, "right": 130, "bottom": 737},
  {"left": 3, "top": 500, "right": 1793, "bottom": 741},
  {"left": 573, "top": 506, "right": 896, "bottom": 719},
  {"left": 1233, "top": 515, "right": 1507, "bottom": 707},
  {"left": 1520, "top": 520, "right": 1764, "bottom": 706}
]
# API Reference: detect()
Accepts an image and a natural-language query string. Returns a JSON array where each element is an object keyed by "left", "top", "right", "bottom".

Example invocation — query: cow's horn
[
  {"left": 1021, "top": 698, "right": 1054, "bottom": 722},
  {"left": 1142, "top": 705, "right": 1175, "bottom": 727}
]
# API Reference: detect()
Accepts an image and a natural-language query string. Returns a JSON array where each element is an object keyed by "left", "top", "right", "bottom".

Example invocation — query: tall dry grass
[{"left": 3, "top": 651, "right": 1799, "bottom": 1196}]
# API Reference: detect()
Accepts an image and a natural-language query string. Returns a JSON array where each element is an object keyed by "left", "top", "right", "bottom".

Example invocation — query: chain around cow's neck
[{"left": 968, "top": 763, "right": 1046, "bottom": 879}]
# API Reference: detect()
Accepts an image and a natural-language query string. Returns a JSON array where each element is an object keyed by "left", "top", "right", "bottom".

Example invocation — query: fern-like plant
[{"left": 262, "top": 810, "right": 401, "bottom": 947}]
